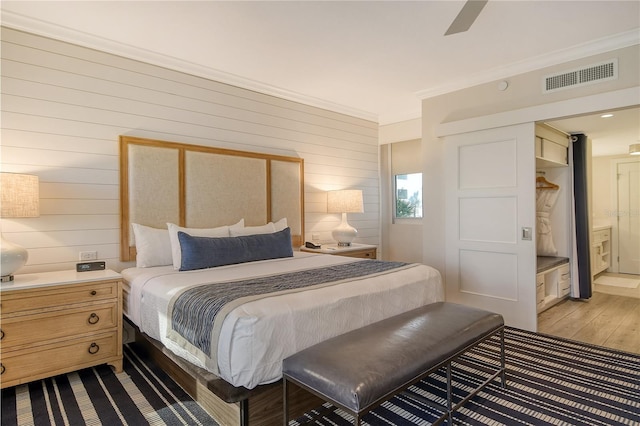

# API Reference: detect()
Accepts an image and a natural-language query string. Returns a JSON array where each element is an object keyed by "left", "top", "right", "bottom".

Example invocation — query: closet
[{"left": 535, "top": 123, "right": 572, "bottom": 313}]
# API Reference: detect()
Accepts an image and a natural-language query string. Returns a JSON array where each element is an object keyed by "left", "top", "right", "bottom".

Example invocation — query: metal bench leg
[
  {"left": 500, "top": 328, "right": 507, "bottom": 388},
  {"left": 447, "top": 361, "right": 453, "bottom": 424},
  {"left": 283, "top": 378, "right": 289, "bottom": 425}
]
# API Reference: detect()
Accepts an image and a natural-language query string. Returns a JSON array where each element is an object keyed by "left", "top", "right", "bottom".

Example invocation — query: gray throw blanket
[{"left": 169, "top": 260, "right": 409, "bottom": 357}]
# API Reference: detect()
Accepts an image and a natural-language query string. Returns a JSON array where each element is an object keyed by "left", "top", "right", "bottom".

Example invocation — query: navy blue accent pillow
[{"left": 178, "top": 227, "right": 294, "bottom": 271}]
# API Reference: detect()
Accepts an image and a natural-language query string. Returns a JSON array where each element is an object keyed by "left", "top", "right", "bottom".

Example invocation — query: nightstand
[
  {"left": 0, "top": 269, "right": 123, "bottom": 388},
  {"left": 300, "top": 243, "right": 377, "bottom": 259}
]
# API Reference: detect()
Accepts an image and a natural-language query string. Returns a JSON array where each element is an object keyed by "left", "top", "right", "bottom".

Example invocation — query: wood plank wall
[{"left": 0, "top": 27, "right": 379, "bottom": 273}]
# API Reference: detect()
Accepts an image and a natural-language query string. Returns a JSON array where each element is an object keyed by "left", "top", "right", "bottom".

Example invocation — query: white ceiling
[{"left": 2, "top": 1, "right": 639, "bottom": 154}]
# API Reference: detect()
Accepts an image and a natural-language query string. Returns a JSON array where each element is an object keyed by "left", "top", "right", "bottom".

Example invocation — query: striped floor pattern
[
  {"left": 1, "top": 344, "right": 217, "bottom": 426},
  {"left": 2, "top": 328, "right": 639, "bottom": 425},
  {"left": 292, "top": 328, "right": 640, "bottom": 425}
]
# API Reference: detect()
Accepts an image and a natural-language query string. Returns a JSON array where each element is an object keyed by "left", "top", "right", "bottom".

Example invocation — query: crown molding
[
  {"left": 3, "top": 10, "right": 637, "bottom": 126},
  {"left": 1, "top": 11, "right": 379, "bottom": 123},
  {"left": 378, "top": 108, "right": 422, "bottom": 127},
  {"left": 417, "top": 29, "right": 640, "bottom": 100}
]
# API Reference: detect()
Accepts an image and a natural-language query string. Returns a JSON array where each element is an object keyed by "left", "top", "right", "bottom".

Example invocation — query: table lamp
[
  {"left": 1, "top": 172, "right": 40, "bottom": 282},
  {"left": 327, "top": 189, "right": 363, "bottom": 246}
]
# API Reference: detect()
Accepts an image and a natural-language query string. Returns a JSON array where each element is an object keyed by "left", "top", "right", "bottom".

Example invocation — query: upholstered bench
[{"left": 282, "top": 302, "right": 506, "bottom": 425}]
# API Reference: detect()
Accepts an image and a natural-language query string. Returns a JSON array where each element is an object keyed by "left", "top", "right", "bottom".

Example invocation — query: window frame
[{"left": 393, "top": 172, "right": 423, "bottom": 223}]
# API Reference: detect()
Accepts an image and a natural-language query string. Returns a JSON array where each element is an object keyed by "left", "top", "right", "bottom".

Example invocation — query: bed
[{"left": 119, "top": 136, "right": 444, "bottom": 425}]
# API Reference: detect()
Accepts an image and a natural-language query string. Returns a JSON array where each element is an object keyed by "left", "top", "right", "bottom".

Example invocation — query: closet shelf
[{"left": 537, "top": 256, "right": 569, "bottom": 274}]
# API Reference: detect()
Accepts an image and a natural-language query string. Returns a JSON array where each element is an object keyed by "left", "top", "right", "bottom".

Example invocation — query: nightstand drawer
[
  {"left": 1, "top": 280, "right": 118, "bottom": 315},
  {"left": 1, "top": 303, "right": 118, "bottom": 348},
  {"left": 1, "top": 332, "right": 119, "bottom": 387},
  {"left": 337, "top": 248, "right": 376, "bottom": 259},
  {"left": 301, "top": 244, "right": 377, "bottom": 259}
]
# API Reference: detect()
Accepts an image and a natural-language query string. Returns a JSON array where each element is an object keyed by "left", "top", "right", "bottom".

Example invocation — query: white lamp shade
[
  {"left": 327, "top": 190, "right": 364, "bottom": 213},
  {"left": 1, "top": 173, "right": 40, "bottom": 218},
  {"left": 630, "top": 143, "right": 640, "bottom": 156},
  {"left": 1, "top": 173, "right": 40, "bottom": 280}
]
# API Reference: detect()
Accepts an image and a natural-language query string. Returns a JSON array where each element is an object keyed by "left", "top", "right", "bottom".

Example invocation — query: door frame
[{"left": 611, "top": 157, "right": 640, "bottom": 273}]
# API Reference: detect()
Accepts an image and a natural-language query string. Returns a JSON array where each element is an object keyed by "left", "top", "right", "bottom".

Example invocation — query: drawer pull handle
[
  {"left": 1, "top": 363, "right": 4, "bottom": 375},
  {"left": 88, "top": 313, "right": 100, "bottom": 324},
  {"left": 0, "top": 329, "right": 4, "bottom": 340},
  {"left": 90, "top": 290, "right": 97, "bottom": 296},
  {"left": 88, "top": 343, "right": 100, "bottom": 354}
]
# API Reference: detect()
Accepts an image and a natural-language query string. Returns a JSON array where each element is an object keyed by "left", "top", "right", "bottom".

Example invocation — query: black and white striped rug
[
  {"left": 291, "top": 328, "right": 640, "bottom": 425},
  {"left": 1, "top": 344, "right": 218, "bottom": 425},
  {"left": 2, "top": 328, "right": 639, "bottom": 425}
]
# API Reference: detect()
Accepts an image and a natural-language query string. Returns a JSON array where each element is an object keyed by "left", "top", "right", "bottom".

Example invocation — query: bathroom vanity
[{"left": 591, "top": 225, "right": 612, "bottom": 279}]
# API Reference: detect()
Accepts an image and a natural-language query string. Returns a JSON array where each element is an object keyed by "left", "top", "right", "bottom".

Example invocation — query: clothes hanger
[{"left": 536, "top": 176, "right": 559, "bottom": 190}]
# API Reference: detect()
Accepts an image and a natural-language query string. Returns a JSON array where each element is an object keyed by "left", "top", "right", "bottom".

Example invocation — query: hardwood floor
[{"left": 537, "top": 273, "right": 640, "bottom": 355}]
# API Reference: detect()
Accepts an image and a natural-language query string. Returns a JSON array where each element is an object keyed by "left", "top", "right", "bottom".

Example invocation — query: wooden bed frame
[
  {"left": 128, "top": 318, "right": 323, "bottom": 425},
  {"left": 119, "top": 136, "right": 316, "bottom": 424}
]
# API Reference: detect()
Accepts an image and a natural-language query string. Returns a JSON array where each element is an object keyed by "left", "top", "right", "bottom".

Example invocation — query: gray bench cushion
[{"left": 283, "top": 302, "right": 503, "bottom": 413}]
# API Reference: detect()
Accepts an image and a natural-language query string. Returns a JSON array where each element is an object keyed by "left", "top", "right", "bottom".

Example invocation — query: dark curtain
[{"left": 572, "top": 133, "right": 592, "bottom": 299}]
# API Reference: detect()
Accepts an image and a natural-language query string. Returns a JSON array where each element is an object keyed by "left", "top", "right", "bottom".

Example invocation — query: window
[
  {"left": 386, "top": 138, "right": 422, "bottom": 222},
  {"left": 395, "top": 172, "right": 422, "bottom": 218}
]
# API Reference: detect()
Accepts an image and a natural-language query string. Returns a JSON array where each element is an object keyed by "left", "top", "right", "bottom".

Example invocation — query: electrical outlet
[{"left": 79, "top": 251, "right": 98, "bottom": 261}]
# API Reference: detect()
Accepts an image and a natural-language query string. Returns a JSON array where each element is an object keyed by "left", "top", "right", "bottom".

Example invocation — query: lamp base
[
  {"left": 1, "top": 234, "right": 28, "bottom": 281},
  {"left": 332, "top": 213, "right": 357, "bottom": 247}
]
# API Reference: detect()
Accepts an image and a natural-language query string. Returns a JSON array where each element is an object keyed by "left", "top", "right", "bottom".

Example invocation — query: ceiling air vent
[{"left": 543, "top": 59, "right": 618, "bottom": 94}]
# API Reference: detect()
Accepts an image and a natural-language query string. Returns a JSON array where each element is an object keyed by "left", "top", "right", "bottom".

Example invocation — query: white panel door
[
  {"left": 617, "top": 161, "right": 640, "bottom": 274},
  {"left": 445, "top": 123, "right": 537, "bottom": 331}
]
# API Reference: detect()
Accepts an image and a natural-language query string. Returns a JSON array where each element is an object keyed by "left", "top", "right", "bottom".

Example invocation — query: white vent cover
[{"left": 543, "top": 59, "right": 618, "bottom": 93}]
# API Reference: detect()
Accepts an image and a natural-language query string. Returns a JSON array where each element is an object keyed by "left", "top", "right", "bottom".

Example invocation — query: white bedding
[{"left": 122, "top": 252, "right": 443, "bottom": 389}]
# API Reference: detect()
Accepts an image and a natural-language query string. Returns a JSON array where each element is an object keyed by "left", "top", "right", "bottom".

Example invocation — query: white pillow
[
  {"left": 167, "top": 219, "right": 244, "bottom": 270},
  {"left": 131, "top": 223, "right": 173, "bottom": 268},
  {"left": 274, "top": 217, "right": 288, "bottom": 231},
  {"left": 229, "top": 217, "right": 287, "bottom": 236}
]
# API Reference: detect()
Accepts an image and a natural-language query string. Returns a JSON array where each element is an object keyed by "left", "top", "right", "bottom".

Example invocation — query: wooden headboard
[{"left": 120, "top": 136, "right": 304, "bottom": 262}]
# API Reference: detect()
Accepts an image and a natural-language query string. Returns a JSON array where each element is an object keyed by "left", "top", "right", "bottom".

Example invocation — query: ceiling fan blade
[{"left": 445, "top": 0, "right": 488, "bottom": 36}]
